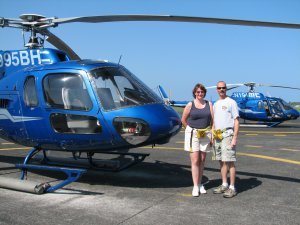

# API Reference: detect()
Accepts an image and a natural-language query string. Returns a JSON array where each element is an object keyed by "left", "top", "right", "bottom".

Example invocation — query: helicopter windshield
[
  {"left": 269, "top": 100, "right": 284, "bottom": 115},
  {"left": 89, "top": 67, "right": 163, "bottom": 110},
  {"left": 279, "top": 99, "right": 294, "bottom": 111}
]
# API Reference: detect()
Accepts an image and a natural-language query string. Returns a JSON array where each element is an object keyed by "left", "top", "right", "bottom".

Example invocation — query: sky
[{"left": 1, "top": 0, "right": 300, "bottom": 102}]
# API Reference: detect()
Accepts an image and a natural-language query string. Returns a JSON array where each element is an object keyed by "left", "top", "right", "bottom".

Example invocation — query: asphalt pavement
[{"left": 0, "top": 120, "right": 299, "bottom": 225}]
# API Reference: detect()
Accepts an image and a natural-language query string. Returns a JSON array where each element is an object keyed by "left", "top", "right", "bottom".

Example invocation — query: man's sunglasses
[{"left": 217, "top": 87, "right": 226, "bottom": 90}]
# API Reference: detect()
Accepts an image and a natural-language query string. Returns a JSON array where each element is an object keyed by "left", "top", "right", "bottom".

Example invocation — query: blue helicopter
[
  {"left": 1, "top": 14, "right": 300, "bottom": 192},
  {"left": 158, "top": 82, "right": 300, "bottom": 127}
]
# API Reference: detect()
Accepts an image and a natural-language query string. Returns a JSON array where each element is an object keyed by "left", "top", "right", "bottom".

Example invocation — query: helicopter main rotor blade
[
  {"left": 242, "top": 82, "right": 300, "bottom": 91},
  {"left": 206, "top": 83, "right": 244, "bottom": 89},
  {"left": 260, "top": 84, "right": 300, "bottom": 90},
  {"left": 226, "top": 86, "right": 241, "bottom": 91},
  {"left": 39, "top": 29, "right": 81, "bottom": 60},
  {"left": 207, "top": 82, "right": 300, "bottom": 92},
  {"left": 51, "top": 15, "right": 300, "bottom": 29},
  {"left": 2, "top": 15, "right": 300, "bottom": 30}
]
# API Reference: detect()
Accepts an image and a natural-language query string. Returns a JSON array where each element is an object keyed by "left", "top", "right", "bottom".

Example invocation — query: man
[{"left": 212, "top": 81, "right": 240, "bottom": 198}]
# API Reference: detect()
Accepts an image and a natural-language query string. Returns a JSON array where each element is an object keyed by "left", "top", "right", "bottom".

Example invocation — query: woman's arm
[{"left": 181, "top": 101, "right": 192, "bottom": 128}]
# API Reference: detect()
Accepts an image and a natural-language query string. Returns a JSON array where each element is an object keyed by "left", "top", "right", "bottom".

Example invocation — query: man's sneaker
[
  {"left": 192, "top": 186, "right": 199, "bottom": 197},
  {"left": 223, "top": 188, "right": 237, "bottom": 198},
  {"left": 199, "top": 185, "right": 207, "bottom": 194},
  {"left": 213, "top": 185, "right": 228, "bottom": 194}
]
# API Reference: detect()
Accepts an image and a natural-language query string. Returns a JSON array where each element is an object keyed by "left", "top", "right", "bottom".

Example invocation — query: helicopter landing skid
[
  {"left": 12, "top": 147, "right": 86, "bottom": 193},
  {"left": 240, "top": 121, "right": 282, "bottom": 128},
  {"left": 15, "top": 163, "right": 86, "bottom": 193},
  {"left": 86, "top": 151, "right": 150, "bottom": 172},
  {"left": 41, "top": 150, "right": 150, "bottom": 172},
  {"left": 267, "top": 121, "right": 282, "bottom": 127}
]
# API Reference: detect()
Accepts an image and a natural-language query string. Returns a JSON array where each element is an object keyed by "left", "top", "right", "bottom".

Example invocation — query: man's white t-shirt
[{"left": 213, "top": 97, "right": 239, "bottom": 130}]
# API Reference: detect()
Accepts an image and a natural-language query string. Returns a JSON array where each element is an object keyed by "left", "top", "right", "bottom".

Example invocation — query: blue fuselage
[{"left": 0, "top": 49, "right": 181, "bottom": 151}]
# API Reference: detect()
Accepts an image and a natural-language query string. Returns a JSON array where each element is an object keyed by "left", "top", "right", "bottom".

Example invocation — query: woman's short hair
[{"left": 192, "top": 83, "right": 207, "bottom": 98}]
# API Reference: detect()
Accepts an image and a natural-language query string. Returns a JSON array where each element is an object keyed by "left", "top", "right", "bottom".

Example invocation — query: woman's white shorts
[{"left": 184, "top": 125, "right": 211, "bottom": 153}]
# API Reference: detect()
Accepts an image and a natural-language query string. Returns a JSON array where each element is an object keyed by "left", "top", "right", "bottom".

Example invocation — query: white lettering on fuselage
[
  {"left": 40, "top": 51, "right": 51, "bottom": 63},
  {"left": 0, "top": 50, "right": 47, "bottom": 67},
  {"left": 30, "top": 50, "right": 41, "bottom": 65},
  {"left": 19, "top": 51, "right": 30, "bottom": 65},
  {"left": 232, "top": 92, "right": 261, "bottom": 99}
]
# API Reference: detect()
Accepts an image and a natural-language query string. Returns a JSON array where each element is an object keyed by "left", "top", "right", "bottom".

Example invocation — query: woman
[{"left": 181, "top": 83, "right": 213, "bottom": 197}]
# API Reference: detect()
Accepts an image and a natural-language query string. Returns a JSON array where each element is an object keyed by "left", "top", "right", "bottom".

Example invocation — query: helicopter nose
[
  {"left": 112, "top": 104, "right": 181, "bottom": 146},
  {"left": 292, "top": 110, "right": 300, "bottom": 119},
  {"left": 146, "top": 104, "right": 182, "bottom": 144},
  {"left": 286, "top": 109, "right": 300, "bottom": 120}
]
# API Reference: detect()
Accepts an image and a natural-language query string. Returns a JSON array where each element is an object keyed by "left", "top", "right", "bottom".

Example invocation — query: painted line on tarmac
[
  {"left": 142, "top": 146, "right": 183, "bottom": 151},
  {"left": 142, "top": 146, "right": 300, "bottom": 165},
  {"left": 237, "top": 152, "right": 300, "bottom": 165},
  {"left": 279, "top": 148, "right": 300, "bottom": 152},
  {"left": 245, "top": 145, "right": 262, "bottom": 148},
  {"left": 181, "top": 130, "right": 300, "bottom": 134},
  {"left": 244, "top": 145, "right": 300, "bottom": 152},
  {"left": 177, "top": 143, "right": 300, "bottom": 152},
  {"left": 239, "top": 131, "right": 300, "bottom": 134},
  {"left": 178, "top": 193, "right": 192, "bottom": 197},
  {"left": 0, "top": 147, "right": 30, "bottom": 151}
]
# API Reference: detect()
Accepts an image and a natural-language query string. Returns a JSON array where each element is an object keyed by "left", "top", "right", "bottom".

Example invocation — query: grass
[
  {"left": 291, "top": 103, "right": 300, "bottom": 112},
  {"left": 172, "top": 106, "right": 184, "bottom": 115}
]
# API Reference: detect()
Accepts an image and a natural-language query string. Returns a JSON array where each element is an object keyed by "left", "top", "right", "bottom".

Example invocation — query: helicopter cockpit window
[
  {"left": 257, "top": 101, "right": 264, "bottom": 109},
  {"left": 24, "top": 76, "right": 38, "bottom": 107},
  {"left": 90, "top": 66, "right": 163, "bottom": 110},
  {"left": 279, "top": 99, "right": 294, "bottom": 111},
  {"left": 269, "top": 100, "right": 284, "bottom": 115},
  {"left": 43, "top": 73, "right": 92, "bottom": 111}
]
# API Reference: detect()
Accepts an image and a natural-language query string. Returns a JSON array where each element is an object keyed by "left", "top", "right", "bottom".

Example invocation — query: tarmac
[{"left": 0, "top": 119, "right": 299, "bottom": 225}]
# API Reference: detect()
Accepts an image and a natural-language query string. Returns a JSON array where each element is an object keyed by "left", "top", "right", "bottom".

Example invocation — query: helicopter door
[
  {"left": 42, "top": 71, "right": 112, "bottom": 148},
  {"left": 268, "top": 100, "right": 284, "bottom": 118},
  {"left": 262, "top": 100, "right": 271, "bottom": 117},
  {"left": 0, "top": 91, "right": 27, "bottom": 143},
  {"left": 22, "top": 75, "right": 50, "bottom": 143}
]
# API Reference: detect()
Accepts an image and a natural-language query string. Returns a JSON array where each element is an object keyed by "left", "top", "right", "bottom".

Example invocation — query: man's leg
[
  {"left": 223, "top": 162, "right": 237, "bottom": 198},
  {"left": 220, "top": 161, "right": 228, "bottom": 185},
  {"left": 213, "top": 161, "right": 229, "bottom": 194},
  {"left": 228, "top": 162, "right": 236, "bottom": 188}
]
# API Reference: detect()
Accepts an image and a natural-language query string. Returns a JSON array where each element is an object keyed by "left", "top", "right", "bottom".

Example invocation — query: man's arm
[{"left": 231, "top": 117, "right": 239, "bottom": 147}]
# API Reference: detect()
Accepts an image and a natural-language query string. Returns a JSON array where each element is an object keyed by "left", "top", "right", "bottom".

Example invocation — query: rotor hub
[{"left": 19, "top": 14, "right": 46, "bottom": 22}]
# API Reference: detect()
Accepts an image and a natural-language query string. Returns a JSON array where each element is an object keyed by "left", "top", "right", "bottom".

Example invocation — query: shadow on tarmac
[
  {"left": 206, "top": 177, "right": 262, "bottom": 194},
  {"left": 1, "top": 155, "right": 299, "bottom": 192},
  {"left": 0, "top": 156, "right": 193, "bottom": 189},
  {"left": 0, "top": 155, "right": 24, "bottom": 164},
  {"left": 205, "top": 167, "right": 300, "bottom": 184},
  {"left": 80, "top": 160, "right": 194, "bottom": 188},
  {"left": 205, "top": 166, "right": 300, "bottom": 194}
]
